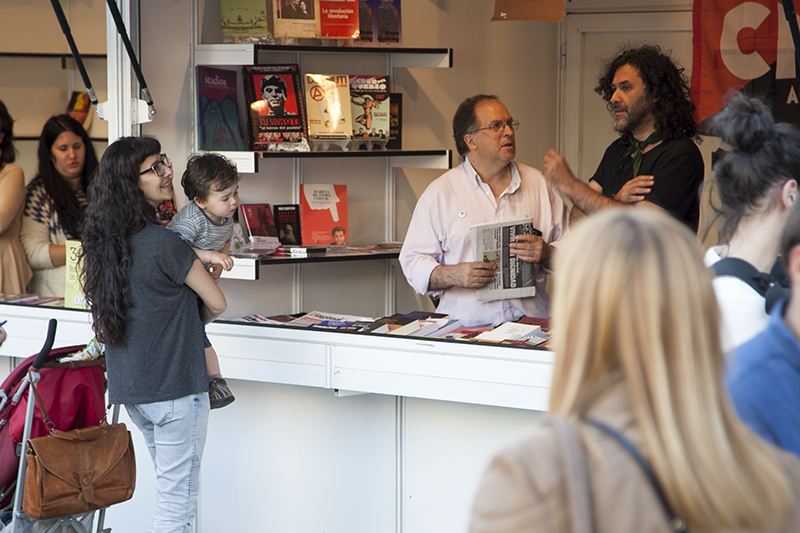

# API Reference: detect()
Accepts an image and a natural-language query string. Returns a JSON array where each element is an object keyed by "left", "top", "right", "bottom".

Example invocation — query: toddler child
[{"left": 169, "top": 153, "right": 239, "bottom": 409}]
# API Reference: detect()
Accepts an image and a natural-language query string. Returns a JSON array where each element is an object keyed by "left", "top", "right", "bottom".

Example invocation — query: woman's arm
[
  {"left": 184, "top": 259, "right": 226, "bottom": 323},
  {"left": 0, "top": 165, "right": 26, "bottom": 234},
  {"left": 20, "top": 210, "right": 58, "bottom": 270}
]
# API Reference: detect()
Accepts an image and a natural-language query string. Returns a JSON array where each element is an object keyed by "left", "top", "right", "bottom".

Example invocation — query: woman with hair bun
[
  {"left": 704, "top": 93, "right": 799, "bottom": 352},
  {"left": 0, "top": 100, "right": 32, "bottom": 294}
]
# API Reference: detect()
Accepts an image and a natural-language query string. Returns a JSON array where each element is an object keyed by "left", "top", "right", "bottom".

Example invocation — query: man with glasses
[
  {"left": 542, "top": 45, "right": 704, "bottom": 231},
  {"left": 399, "top": 94, "right": 569, "bottom": 326}
]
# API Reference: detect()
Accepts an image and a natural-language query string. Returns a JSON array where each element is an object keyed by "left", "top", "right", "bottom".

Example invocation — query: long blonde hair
[{"left": 550, "top": 209, "right": 792, "bottom": 531}]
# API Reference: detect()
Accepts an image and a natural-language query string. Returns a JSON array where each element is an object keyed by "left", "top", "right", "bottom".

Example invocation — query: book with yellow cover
[{"left": 65, "top": 240, "right": 89, "bottom": 310}]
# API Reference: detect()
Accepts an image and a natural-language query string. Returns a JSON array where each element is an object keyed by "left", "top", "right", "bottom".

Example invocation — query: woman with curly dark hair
[
  {"left": 20, "top": 114, "right": 98, "bottom": 296},
  {"left": 544, "top": 45, "right": 704, "bottom": 232},
  {"left": 81, "top": 136, "right": 226, "bottom": 533}
]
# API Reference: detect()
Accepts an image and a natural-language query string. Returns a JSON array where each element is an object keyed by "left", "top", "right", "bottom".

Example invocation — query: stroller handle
[{"left": 32, "top": 319, "right": 57, "bottom": 371}]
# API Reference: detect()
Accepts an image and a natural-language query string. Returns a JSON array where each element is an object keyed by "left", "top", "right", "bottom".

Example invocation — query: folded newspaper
[{"left": 471, "top": 217, "right": 540, "bottom": 302}]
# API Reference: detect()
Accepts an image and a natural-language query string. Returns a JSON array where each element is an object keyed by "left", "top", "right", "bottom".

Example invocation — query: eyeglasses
[
  {"left": 471, "top": 119, "right": 520, "bottom": 135},
  {"left": 139, "top": 154, "right": 171, "bottom": 177}
]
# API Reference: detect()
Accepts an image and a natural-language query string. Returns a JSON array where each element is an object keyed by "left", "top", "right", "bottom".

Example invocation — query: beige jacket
[{"left": 470, "top": 383, "right": 800, "bottom": 533}]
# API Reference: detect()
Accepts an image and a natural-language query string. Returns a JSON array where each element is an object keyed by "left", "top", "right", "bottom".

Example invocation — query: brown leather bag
[{"left": 22, "top": 370, "right": 135, "bottom": 520}]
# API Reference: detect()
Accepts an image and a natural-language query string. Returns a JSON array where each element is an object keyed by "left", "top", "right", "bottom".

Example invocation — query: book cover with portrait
[
  {"left": 243, "top": 64, "right": 308, "bottom": 149},
  {"left": 273, "top": 204, "right": 302, "bottom": 245},
  {"left": 299, "top": 184, "right": 348, "bottom": 245},
  {"left": 273, "top": 0, "right": 321, "bottom": 39},
  {"left": 240, "top": 203, "right": 280, "bottom": 242},
  {"left": 197, "top": 66, "right": 247, "bottom": 151}
]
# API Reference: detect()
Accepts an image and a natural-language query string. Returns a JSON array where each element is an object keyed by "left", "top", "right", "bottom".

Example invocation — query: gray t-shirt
[{"left": 105, "top": 223, "right": 207, "bottom": 405}]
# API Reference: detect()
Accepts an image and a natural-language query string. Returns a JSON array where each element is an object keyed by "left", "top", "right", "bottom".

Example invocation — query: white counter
[{"left": 0, "top": 304, "right": 552, "bottom": 532}]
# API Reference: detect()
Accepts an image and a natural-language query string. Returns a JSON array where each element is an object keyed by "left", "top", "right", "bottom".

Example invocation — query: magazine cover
[
  {"left": 198, "top": 67, "right": 247, "bottom": 151},
  {"left": 471, "top": 217, "right": 540, "bottom": 302},
  {"left": 387, "top": 92, "right": 402, "bottom": 149},
  {"left": 243, "top": 65, "right": 308, "bottom": 149},
  {"left": 349, "top": 75, "right": 390, "bottom": 141},
  {"left": 220, "top": 0, "right": 269, "bottom": 43},
  {"left": 356, "top": 0, "right": 401, "bottom": 46},
  {"left": 299, "top": 184, "right": 348, "bottom": 245},
  {"left": 304, "top": 74, "right": 352, "bottom": 139},
  {"left": 273, "top": 204, "right": 301, "bottom": 245},
  {"left": 320, "top": 0, "right": 358, "bottom": 38},
  {"left": 273, "top": 0, "right": 321, "bottom": 39}
]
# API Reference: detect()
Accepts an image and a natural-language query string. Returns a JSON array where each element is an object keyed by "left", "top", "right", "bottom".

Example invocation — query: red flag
[{"left": 692, "top": 0, "right": 800, "bottom": 126}]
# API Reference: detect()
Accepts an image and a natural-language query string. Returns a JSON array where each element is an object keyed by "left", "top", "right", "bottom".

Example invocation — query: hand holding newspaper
[{"left": 471, "top": 217, "right": 541, "bottom": 302}]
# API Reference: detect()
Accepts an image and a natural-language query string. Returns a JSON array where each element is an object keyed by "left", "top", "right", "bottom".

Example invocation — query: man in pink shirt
[{"left": 399, "top": 94, "right": 569, "bottom": 326}]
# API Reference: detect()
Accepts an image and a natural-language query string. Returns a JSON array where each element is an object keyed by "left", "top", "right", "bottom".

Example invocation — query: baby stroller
[{"left": 0, "top": 319, "right": 111, "bottom": 533}]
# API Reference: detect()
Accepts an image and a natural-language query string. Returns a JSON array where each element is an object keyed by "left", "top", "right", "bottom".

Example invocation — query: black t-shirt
[
  {"left": 591, "top": 136, "right": 704, "bottom": 232},
  {"left": 105, "top": 223, "right": 207, "bottom": 405}
]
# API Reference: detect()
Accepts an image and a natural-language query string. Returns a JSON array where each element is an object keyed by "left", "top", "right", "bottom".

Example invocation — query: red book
[
  {"left": 239, "top": 203, "right": 279, "bottom": 242},
  {"left": 299, "top": 184, "right": 348, "bottom": 246},
  {"left": 320, "top": 0, "right": 358, "bottom": 39}
]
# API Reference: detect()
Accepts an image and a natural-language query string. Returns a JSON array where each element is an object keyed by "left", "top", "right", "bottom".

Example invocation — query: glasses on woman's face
[{"left": 139, "top": 153, "right": 171, "bottom": 177}]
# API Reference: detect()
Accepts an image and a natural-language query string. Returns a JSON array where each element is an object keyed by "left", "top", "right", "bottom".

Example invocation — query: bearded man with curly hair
[{"left": 543, "top": 45, "right": 705, "bottom": 232}]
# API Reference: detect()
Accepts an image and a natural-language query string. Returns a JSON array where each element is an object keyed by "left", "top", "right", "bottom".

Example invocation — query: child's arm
[{"left": 193, "top": 247, "right": 234, "bottom": 272}]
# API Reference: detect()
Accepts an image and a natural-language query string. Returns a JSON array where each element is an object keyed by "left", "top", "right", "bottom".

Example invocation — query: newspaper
[{"left": 471, "top": 217, "right": 540, "bottom": 302}]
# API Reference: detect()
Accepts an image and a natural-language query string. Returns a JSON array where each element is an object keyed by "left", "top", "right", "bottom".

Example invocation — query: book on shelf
[
  {"left": 410, "top": 316, "right": 453, "bottom": 337},
  {"left": 66, "top": 91, "right": 92, "bottom": 128},
  {"left": 220, "top": 0, "right": 269, "bottom": 43},
  {"left": 197, "top": 66, "right": 247, "bottom": 151},
  {"left": 240, "top": 203, "right": 280, "bottom": 242},
  {"left": 475, "top": 321, "right": 542, "bottom": 343},
  {"left": 471, "top": 217, "right": 541, "bottom": 303},
  {"left": 273, "top": 0, "right": 321, "bottom": 39},
  {"left": 320, "top": 0, "right": 359, "bottom": 39},
  {"left": 356, "top": 0, "right": 401, "bottom": 46},
  {"left": 349, "top": 75, "right": 390, "bottom": 144},
  {"left": 243, "top": 64, "right": 309, "bottom": 149},
  {"left": 337, "top": 319, "right": 385, "bottom": 333},
  {"left": 304, "top": 74, "right": 353, "bottom": 140},
  {"left": 386, "top": 92, "right": 402, "bottom": 149},
  {"left": 273, "top": 204, "right": 301, "bottom": 245},
  {"left": 299, "top": 184, "right": 348, "bottom": 245},
  {"left": 515, "top": 316, "right": 551, "bottom": 331},
  {"left": 439, "top": 324, "right": 493, "bottom": 340}
]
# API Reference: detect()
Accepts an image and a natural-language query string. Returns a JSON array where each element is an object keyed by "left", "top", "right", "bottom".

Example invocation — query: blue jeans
[{"left": 126, "top": 394, "right": 210, "bottom": 533}]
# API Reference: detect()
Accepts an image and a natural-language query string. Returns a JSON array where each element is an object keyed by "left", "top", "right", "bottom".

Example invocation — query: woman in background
[
  {"left": 470, "top": 209, "right": 800, "bottom": 533},
  {"left": 20, "top": 114, "right": 98, "bottom": 297},
  {"left": 81, "top": 136, "right": 225, "bottom": 533},
  {"left": 704, "top": 93, "right": 800, "bottom": 352},
  {"left": 0, "top": 100, "right": 32, "bottom": 295}
]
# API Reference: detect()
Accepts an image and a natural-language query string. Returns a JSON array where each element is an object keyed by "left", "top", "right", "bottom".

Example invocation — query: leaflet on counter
[{"left": 471, "top": 217, "right": 540, "bottom": 303}]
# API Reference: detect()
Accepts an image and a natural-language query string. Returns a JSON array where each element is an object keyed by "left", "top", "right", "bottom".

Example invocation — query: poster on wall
[
  {"left": 692, "top": 0, "right": 800, "bottom": 129},
  {"left": 491, "top": 0, "right": 564, "bottom": 22}
]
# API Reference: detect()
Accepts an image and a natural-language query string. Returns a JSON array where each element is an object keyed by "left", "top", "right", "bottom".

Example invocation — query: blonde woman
[{"left": 470, "top": 209, "right": 800, "bottom": 533}]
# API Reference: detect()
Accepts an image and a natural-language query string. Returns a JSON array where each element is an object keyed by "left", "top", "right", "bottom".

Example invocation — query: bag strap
[
  {"left": 27, "top": 368, "right": 56, "bottom": 433},
  {"left": 712, "top": 257, "right": 773, "bottom": 297},
  {"left": 547, "top": 417, "right": 596, "bottom": 533},
  {"left": 585, "top": 418, "right": 689, "bottom": 533}
]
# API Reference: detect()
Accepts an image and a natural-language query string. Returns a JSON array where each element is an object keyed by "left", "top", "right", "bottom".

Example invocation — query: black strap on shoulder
[
  {"left": 712, "top": 258, "right": 771, "bottom": 297},
  {"left": 585, "top": 418, "right": 689, "bottom": 533}
]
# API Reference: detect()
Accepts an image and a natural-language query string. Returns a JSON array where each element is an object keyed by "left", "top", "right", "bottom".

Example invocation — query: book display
[
  {"left": 387, "top": 91, "right": 402, "bottom": 149},
  {"left": 349, "top": 75, "right": 390, "bottom": 150},
  {"left": 273, "top": 0, "right": 322, "bottom": 40},
  {"left": 243, "top": 64, "right": 309, "bottom": 149},
  {"left": 198, "top": 66, "right": 247, "bottom": 151},
  {"left": 273, "top": 204, "right": 301, "bottom": 245},
  {"left": 299, "top": 184, "right": 348, "bottom": 245},
  {"left": 357, "top": 0, "right": 401, "bottom": 46},
  {"left": 320, "top": 0, "right": 359, "bottom": 39},
  {"left": 304, "top": 73, "right": 353, "bottom": 150},
  {"left": 220, "top": 0, "right": 270, "bottom": 44}
]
